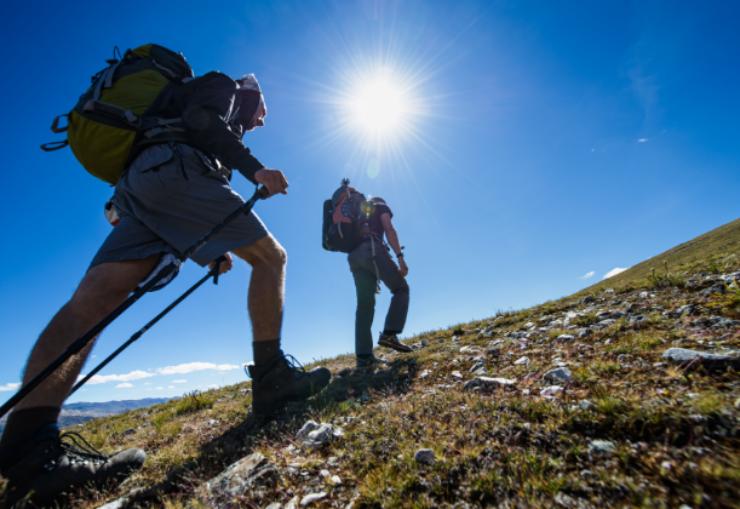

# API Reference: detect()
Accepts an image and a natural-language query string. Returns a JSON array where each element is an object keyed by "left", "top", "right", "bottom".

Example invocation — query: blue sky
[{"left": 1, "top": 1, "right": 738, "bottom": 403}]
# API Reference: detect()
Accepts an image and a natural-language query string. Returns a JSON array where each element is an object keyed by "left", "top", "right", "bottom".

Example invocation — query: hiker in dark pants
[
  {"left": 332, "top": 186, "right": 411, "bottom": 368},
  {"left": 0, "top": 72, "right": 330, "bottom": 506}
]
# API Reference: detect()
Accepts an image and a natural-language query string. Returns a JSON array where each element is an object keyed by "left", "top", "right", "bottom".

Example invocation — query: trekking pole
[
  {"left": 68, "top": 256, "right": 227, "bottom": 396},
  {"left": 0, "top": 187, "right": 268, "bottom": 419}
]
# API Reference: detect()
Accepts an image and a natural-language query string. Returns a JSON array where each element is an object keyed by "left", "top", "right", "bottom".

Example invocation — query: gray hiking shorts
[{"left": 91, "top": 143, "right": 268, "bottom": 268}]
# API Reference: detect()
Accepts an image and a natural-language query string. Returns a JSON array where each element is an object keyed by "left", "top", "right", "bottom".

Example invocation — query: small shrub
[
  {"left": 173, "top": 391, "right": 215, "bottom": 416},
  {"left": 647, "top": 263, "right": 685, "bottom": 289}
]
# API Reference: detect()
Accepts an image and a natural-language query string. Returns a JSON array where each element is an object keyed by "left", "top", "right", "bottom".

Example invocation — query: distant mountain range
[{"left": 0, "top": 397, "right": 170, "bottom": 433}]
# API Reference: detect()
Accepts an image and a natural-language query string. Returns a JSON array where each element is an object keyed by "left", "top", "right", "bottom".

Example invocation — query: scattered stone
[
  {"left": 581, "top": 295, "right": 596, "bottom": 304},
  {"left": 414, "top": 448, "right": 436, "bottom": 465},
  {"left": 577, "top": 328, "right": 592, "bottom": 339},
  {"left": 662, "top": 348, "right": 740, "bottom": 370},
  {"left": 554, "top": 492, "right": 584, "bottom": 508},
  {"left": 556, "top": 334, "right": 575, "bottom": 342},
  {"left": 284, "top": 496, "right": 300, "bottom": 509},
  {"left": 297, "top": 420, "right": 320, "bottom": 438},
  {"left": 588, "top": 439, "right": 616, "bottom": 455},
  {"left": 264, "top": 504, "right": 282, "bottom": 509},
  {"left": 639, "top": 291, "right": 650, "bottom": 299},
  {"left": 459, "top": 345, "right": 480, "bottom": 354},
  {"left": 206, "top": 452, "right": 279, "bottom": 506},
  {"left": 543, "top": 367, "right": 572, "bottom": 384},
  {"left": 300, "top": 492, "right": 327, "bottom": 506},
  {"left": 96, "top": 489, "right": 146, "bottom": 509},
  {"left": 597, "top": 318, "right": 616, "bottom": 327},
  {"left": 487, "top": 346, "right": 501, "bottom": 357},
  {"left": 419, "top": 369, "right": 431, "bottom": 379},
  {"left": 579, "top": 400, "right": 594, "bottom": 411},
  {"left": 451, "top": 370, "right": 463, "bottom": 379},
  {"left": 298, "top": 421, "right": 343, "bottom": 449},
  {"left": 464, "top": 376, "right": 516, "bottom": 392},
  {"left": 540, "top": 385, "right": 563, "bottom": 397},
  {"left": 514, "top": 356, "right": 530, "bottom": 366},
  {"left": 701, "top": 283, "right": 726, "bottom": 296}
]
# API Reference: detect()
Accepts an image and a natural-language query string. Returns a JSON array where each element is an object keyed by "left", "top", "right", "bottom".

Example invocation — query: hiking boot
[
  {"left": 247, "top": 353, "right": 331, "bottom": 415},
  {"left": 1, "top": 424, "right": 145, "bottom": 507},
  {"left": 356, "top": 355, "right": 388, "bottom": 369},
  {"left": 378, "top": 332, "right": 413, "bottom": 353}
]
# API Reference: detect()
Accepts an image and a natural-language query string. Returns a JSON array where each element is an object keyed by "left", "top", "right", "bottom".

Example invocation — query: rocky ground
[
  {"left": 2, "top": 215, "right": 739, "bottom": 509},
  {"left": 17, "top": 266, "right": 732, "bottom": 509}
]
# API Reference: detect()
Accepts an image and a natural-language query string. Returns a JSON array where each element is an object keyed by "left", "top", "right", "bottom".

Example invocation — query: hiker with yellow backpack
[{"left": 0, "top": 44, "right": 331, "bottom": 506}]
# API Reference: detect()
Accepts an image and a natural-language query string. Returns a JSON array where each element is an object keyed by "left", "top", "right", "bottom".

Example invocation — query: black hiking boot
[
  {"left": 247, "top": 353, "right": 331, "bottom": 415},
  {"left": 378, "top": 332, "right": 413, "bottom": 353},
  {"left": 1, "top": 424, "right": 145, "bottom": 507}
]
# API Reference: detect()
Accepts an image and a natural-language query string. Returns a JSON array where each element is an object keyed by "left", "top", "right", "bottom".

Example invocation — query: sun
[
  {"left": 345, "top": 70, "right": 410, "bottom": 137},
  {"left": 339, "top": 67, "right": 420, "bottom": 146}
]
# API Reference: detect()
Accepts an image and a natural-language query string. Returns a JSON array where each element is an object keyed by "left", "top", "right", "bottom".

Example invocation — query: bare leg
[
  {"left": 232, "top": 235, "right": 287, "bottom": 342},
  {"left": 16, "top": 256, "right": 159, "bottom": 411}
]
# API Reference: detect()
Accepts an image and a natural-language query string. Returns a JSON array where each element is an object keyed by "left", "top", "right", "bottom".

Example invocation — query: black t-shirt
[{"left": 366, "top": 197, "right": 392, "bottom": 239}]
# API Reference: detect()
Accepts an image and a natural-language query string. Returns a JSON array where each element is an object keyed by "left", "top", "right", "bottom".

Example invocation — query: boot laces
[
  {"left": 59, "top": 431, "right": 108, "bottom": 463},
  {"left": 283, "top": 353, "right": 306, "bottom": 373}
]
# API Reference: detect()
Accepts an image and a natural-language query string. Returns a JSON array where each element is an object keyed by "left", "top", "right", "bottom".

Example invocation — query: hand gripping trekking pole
[{"left": 0, "top": 187, "right": 269, "bottom": 419}]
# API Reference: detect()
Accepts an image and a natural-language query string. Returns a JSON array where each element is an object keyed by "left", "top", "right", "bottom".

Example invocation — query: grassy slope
[
  {"left": 581, "top": 218, "right": 740, "bottom": 294},
  {"left": 2, "top": 218, "right": 738, "bottom": 508}
]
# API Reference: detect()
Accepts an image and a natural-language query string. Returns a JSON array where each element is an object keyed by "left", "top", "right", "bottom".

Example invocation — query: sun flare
[{"left": 339, "top": 67, "right": 421, "bottom": 147}]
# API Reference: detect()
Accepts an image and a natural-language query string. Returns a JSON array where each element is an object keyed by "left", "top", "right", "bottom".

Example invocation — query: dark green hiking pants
[{"left": 348, "top": 238, "right": 410, "bottom": 356}]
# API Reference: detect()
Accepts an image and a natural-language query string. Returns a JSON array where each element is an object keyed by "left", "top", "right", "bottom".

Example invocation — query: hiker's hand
[
  {"left": 398, "top": 258, "right": 409, "bottom": 277},
  {"left": 210, "top": 253, "right": 233, "bottom": 275},
  {"left": 255, "top": 169, "right": 288, "bottom": 196}
]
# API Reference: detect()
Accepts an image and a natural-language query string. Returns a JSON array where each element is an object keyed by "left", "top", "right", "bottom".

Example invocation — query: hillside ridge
[{"left": 1, "top": 218, "right": 738, "bottom": 508}]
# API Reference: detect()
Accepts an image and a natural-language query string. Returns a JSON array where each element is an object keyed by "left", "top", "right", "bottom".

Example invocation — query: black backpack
[{"left": 322, "top": 182, "right": 371, "bottom": 253}]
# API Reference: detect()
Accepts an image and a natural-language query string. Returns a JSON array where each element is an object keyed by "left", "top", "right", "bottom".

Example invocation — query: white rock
[
  {"left": 451, "top": 370, "right": 463, "bottom": 379},
  {"left": 514, "top": 356, "right": 530, "bottom": 366},
  {"left": 579, "top": 400, "right": 594, "bottom": 410},
  {"left": 464, "top": 376, "right": 516, "bottom": 392},
  {"left": 300, "top": 492, "right": 327, "bottom": 506},
  {"left": 543, "top": 367, "right": 572, "bottom": 383},
  {"left": 296, "top": 420, "right": 320, "bottom": 439},
  {"left": 588, "top": 439, "right": 616, "bottom": 455},
  {"left": 556, "top": 334, "right": 575, "bottom": 342},
  {"left": 540, "top": 385, "right": 563, "bottom": 397}
]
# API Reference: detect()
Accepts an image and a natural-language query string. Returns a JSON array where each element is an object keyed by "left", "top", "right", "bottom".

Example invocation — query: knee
[
  {"left": 236, "top": 236, "right": 286, "bottom": 272},
  {"left": 393, "top": 281, "right": 410, "bottom": 297}
]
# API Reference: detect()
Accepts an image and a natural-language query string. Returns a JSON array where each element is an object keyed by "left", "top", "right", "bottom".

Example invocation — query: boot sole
[{"left": 378, "top": 339, "right": 413, "bottom": 353}]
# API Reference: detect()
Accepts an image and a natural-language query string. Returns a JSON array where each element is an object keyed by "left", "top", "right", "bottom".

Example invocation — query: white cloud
[
  {"left": 155, "top": 386, "right": 164, "bottom": 390},
  {"left": 637, "top": 137, "right": 649, "bottom": 143},
  {"left": 171, "top": 379, "right": 188, "bottom": 384},
  {"left": 76, "top": 362, "right": 240, "bottom": 386},
  {"left": 115, "top": 382, "right": 134, "bottom": 389},
  {"left": 603, "top": 267, "right": 629, "bottom": 279},
  {"left": 157, "top": 362, "right": 239, "bottom": 375},
  {"left": 0, "top": 382, "right": 20, "bottom": 392},
  {"left": 167, "top": 385, "right": 175, "bottom": 389},
  {"left": 580, "top": 271, "right": 595, "bottom": 280},
  {"left": 80, "top": 370, "right": 153, "bottom": 385}
]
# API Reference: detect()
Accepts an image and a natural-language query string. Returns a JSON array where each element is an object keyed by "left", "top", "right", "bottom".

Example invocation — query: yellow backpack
[{"left": 42, "top": 44, "right": 194, "bottom": 184}]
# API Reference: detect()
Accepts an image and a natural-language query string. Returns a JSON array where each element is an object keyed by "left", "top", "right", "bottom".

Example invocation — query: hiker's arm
[
  {"left": 181, "top": 72, "right": 265, "bottom": 183},
  {"left": 381, "top": 213, "right": 408, "bottom": 275}
]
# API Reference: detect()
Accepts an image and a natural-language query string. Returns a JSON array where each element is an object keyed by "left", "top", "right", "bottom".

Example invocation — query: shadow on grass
[{"left": 125, "top": 357, "right": 418, "bottom": 506}]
